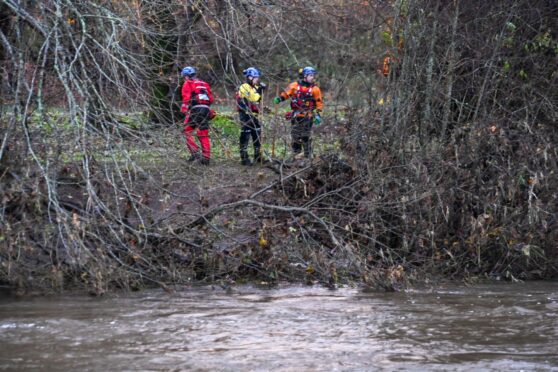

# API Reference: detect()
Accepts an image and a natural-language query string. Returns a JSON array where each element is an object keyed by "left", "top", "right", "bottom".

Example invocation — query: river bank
[
  {"left": 1, "top": 110, "right": 557, "bottom": 295},
  {"left": 2, "top": 149, "right": 556, "bottom": 295}
]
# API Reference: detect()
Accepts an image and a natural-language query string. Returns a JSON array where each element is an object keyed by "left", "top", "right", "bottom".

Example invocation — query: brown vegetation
[{"left": 0, "top": 0, "right": 557, "bottom": 294}]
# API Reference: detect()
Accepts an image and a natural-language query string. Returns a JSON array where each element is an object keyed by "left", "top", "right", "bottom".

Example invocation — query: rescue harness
[
  {"left": 290, "top": 83, "right": 316, "bottom": 113},
  {"left": 189, "top": 81, "right": 211, "bottom": 108}
]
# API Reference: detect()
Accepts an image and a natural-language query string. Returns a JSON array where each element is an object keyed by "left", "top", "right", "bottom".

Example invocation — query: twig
[{"left": 187, "top": 198, "right": 341, "bottom": 249}]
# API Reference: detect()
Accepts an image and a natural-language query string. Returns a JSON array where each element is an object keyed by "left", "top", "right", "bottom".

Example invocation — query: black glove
[{"left": 257, "top": 82, "right": 267, "bottom": 94}]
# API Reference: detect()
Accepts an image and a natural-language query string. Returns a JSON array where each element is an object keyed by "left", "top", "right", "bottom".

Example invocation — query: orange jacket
[{"left": 280, "top": 81, "right": 323, "bottom": 116}]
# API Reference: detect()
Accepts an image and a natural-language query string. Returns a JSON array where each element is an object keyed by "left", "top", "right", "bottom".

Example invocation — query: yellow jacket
[
  {"left": 238, "top": 83, "right": 261, "bottom": 103},
  {"left": 237, "top": 83, "right": 263, "bottom": 115}
]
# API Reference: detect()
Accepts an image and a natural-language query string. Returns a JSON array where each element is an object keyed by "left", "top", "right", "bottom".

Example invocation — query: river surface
[{"left": 1, "top": 282, "right": 557, "bottom": 371}]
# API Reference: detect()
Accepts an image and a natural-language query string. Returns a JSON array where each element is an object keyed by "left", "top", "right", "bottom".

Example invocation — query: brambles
[{"left": 0, "top": 1, "right": 556, "bottom": 293}]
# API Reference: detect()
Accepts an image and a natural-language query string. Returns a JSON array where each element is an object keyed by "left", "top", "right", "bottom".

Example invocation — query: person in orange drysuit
[{"left": 273, "top": 66, "right": 323, "bottom": 159}]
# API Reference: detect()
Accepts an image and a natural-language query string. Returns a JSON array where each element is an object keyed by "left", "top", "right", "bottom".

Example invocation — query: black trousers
[
  {"left": 291, "top": 116, "right": 313, "bottom": 158},
  {"left": 239, "top": 112, "right": 262, "bottom": 161}
]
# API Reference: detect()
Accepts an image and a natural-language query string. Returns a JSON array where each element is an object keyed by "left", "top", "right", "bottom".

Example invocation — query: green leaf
[
  {"left": 381, "top": 31, "right": 392, "bottom": 46},
  {"left": 505, "top": 21, "right": 516, "bottom": 33}
]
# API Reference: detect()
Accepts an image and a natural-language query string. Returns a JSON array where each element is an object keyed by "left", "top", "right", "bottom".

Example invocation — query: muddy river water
[{"left": 1, "top": 282, "right": 557, "bottom": 371}]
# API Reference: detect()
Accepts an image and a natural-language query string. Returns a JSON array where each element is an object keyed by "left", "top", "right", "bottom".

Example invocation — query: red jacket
[{"left": 181, "top": 79, "right": 214, "bottom": 108}]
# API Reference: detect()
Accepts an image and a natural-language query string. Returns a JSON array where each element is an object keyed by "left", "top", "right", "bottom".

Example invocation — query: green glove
[
  {"left": 314, "top": 114, "right": 322, "bottom": 126},
  {"left": 273, "top": 96, "right": 282, "bottom": 104}
]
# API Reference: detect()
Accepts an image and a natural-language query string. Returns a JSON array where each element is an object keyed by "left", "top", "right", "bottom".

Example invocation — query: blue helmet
[
  {"left": 243, "top": 67, "right": 261, "bottom": 78},
  {"left": 181, "top": 66, "right": 196, "bottom": 77},
  {"left": 302, "top": 66, "right": 317, "bottom": 76}
]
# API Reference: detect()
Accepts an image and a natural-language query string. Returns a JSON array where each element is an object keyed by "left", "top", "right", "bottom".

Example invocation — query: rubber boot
[
  {"left": 240, "top": 150, "right": 252, "bottom": 166},
  {"left": 290, "top": 140, "right": 303, "bottom": 162},
  {"left": 303, "top": 138, "right": 312, "bottom": 159},
  {"left": 188, "top": 152, "right": 200, "bottom": 162}
]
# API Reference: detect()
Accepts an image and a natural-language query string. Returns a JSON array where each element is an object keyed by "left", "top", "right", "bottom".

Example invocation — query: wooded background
[{"left": 1, "top": 0, "right": 557, "bottom": 292}]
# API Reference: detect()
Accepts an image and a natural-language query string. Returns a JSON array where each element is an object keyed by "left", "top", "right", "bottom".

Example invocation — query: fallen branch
[{"left": 186, "top": 198, "right": 341, "bottom": 249}]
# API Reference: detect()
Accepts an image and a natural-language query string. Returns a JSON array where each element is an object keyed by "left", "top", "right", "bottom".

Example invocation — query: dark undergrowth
[
  {"left": 1, "top": 0, "right": 557, "bottom": 295},
  {"left": 1, "top": 118, "right": 556, "bottom": 296}
]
